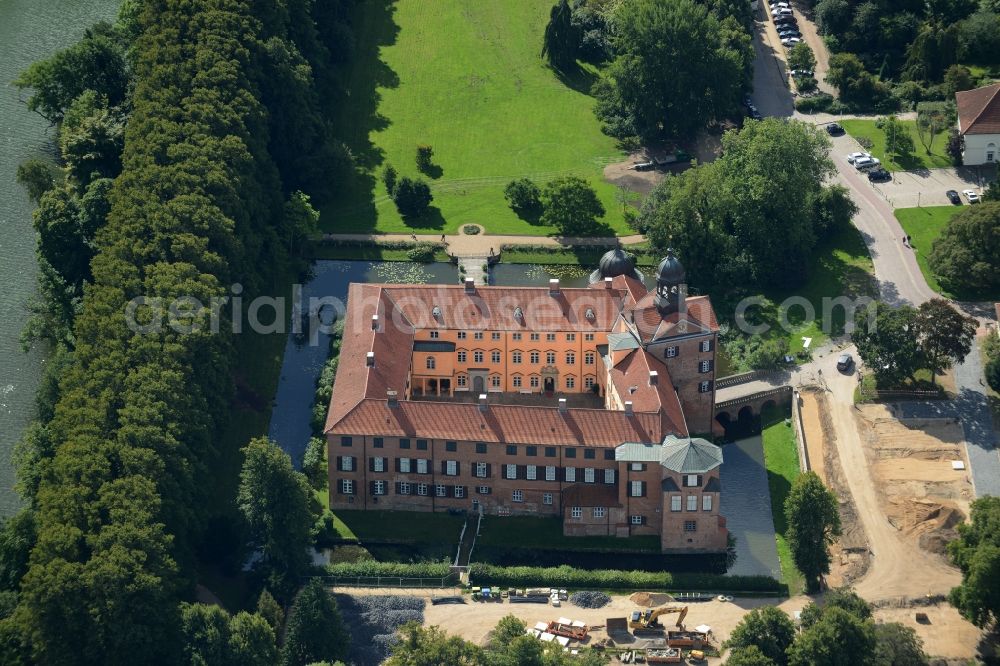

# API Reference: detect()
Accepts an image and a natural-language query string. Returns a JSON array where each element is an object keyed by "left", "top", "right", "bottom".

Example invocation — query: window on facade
[
  {"left": 506, "top": 445, "right": 517, "bottom": 455},
  {"left": 699, "top": 381, "right": 711, "bottom": 393},
  {"left": 478, "top": 485, "right": 490, "bottom": 495},
  {"left": 686, "top": 474, "right": 699, "bottom": 487},
  {"left": 458, "top": 375, "right": 467, "bottom": 387},
  {"left": 527, "top": 465, "right": 537, "bottom": 480},
  {"left": 593, "top": 507, "right": 606, "bottom": 518},
  {"left": 566, "top": 376, "right": 575, "bottom": 389},
  {"left": 474, "top": 332, "right": 483, "bottom": 340},
  {"left": 671, "top": 495, "right": 682, "bottom": 511},
  {"left": 701, "top": 339, "right": 712, "bottom": 352},
  {"left": 584, "top": 352, "right": 595, "bottom": 365},
  {"left": 492, "top": 332, "right": 501, "bottom": 340},
  {"left": 566, "top": 448, "right": 576, "bottom": 459},
  {"left": 565, "top": 352, "right": 575, "bottom": 364},
  {"left": 665, "top": 346, "right": 678, "bottom": 358},
  {"left": 684, "top": 520, "right": 697, "bottom": 532},
  {"left": 417, "top": 483, "right": 428, "bottom": 496},
  {"left": 571, "top": 506, "right": 583, "bottom": 519},
  {"left": 425, "top": 357, "right": 436, "bottom": 370},
  {"left": 374, "top": 480, "right": 386, "bottom": 495},
  {"left": 373, "top": 457, "right": 385, "bottom": 472},
  {"left": 513, "top": 333, "right": 522, "bottom": 341},
  {"left": 446, "top": 460, "right": 457, "bottom": 476},
  {"left": 344, "top": 456, "right": 356, "bottom": 472},
  {"left": 491, "top": 350, "right": 501, "bottom": 363},
  {"left": 545, "top": 447, "right": 556, "bottom": 458},
  {"left": 546, "top": 333, "right": 556, "bottom": 341},
  {"left": 457, "top": 351, "right": 467, "bottom": 363},
  {"left": 476, "top": 462, "right": 487, "bottom": 478},
  {"left": 490, "top": 375, "right": 501, "bottom": 388},
  {"left": 417, "top": 459, "right": 429, "bottom": 474},
  {"left": 443, "top": 440, "right": 454, "bottom": 451},
  {"left": 476, "top": 442, "right": 487, "bottom": 454},
  {"left": 687, "top": 495, "right": 698, "bottom": 511},
  {"left": 400, "top": 438, "right": 411, "bottom": 449},
  {"left": 584, "top": 449, "right": 595, "bottom": 460},
  {"left": 584, "top": 376, "right": 595, "bottom": 389},
  {"left": 429, "top": 331, "right": 439, "bottom": 339},
  {"left": 584, "top": 468, "right": 595, "bottom": 483},
  {"left": 565, "top": 467, "right": 576, "bottom": 482},
  {"left": 512, "top": 351, "right": 522, "bottom": 364},
  {"left": 529, "top": 351, "right": 539, "bottom": 364},
  {"left": 630, "top": 481, "right": 644, "bottom": 497},
  {"left": 543, "top": 493, "right": 553, "bottom": 505},
  {"left": 474, "top": 351, "right": 484, "bottom": 363},
  {"left": 373, "top": 437, "right": 384, "bottom": 448},
  {"left": 699, "top": 360, "right": 711, "bottom": 373},
  {"left": 458, "top": 331, "right": 467, "bottom": 339},
  {"left": 530, "top": 376, "right": 539, "bottom": 388},
  {"left": 604, "top": 469, "right": 615, "bottom": 484},
  {"left": 631, "top": 515, "right": 644, "bottom": 525},
  {"left": 630, "top": 463, "right": 645, "bottom": 471},
  {"left": 435, "top": 484, "right": 447, "bottom": 497},
  {"left": 506, "top": 464, "right": 517, "bottom": 480},
  {"left": 454, "top": 486, "right": 465, "bottom": 498},
  {"left": 585, "top": 333, "right": 595, "bottom": 341},
  {"left": 400, "top": 458, "right": 411, "bottom": 473},
  {"left": 512, "top": 490, "right": 524, "bottom": 503},
  {"left": 545, "top": 466, "right": 556, "bottom": 481},
  {"left": 546, "top": 351, "right": 556, "bottom": 364},
  {"left": 526, "top": 446, "right": 537, "bottom": 457},
  {"left": 703, "top": 495, "right": 713, "bottom": 511},
  {"left": 399, "top": 482, "right": 411, "bottom": 495},
  {"left": 341, "top": 436, "right": 353, "bottom": 447},
  {"left": 342, "top": 479, "right": 354, "bottom": 495},
  {"left": 566, "top": 333, "right": 575, "bottom": 341},
  {"left": 530, "top": 333, "right": 540, "bottom": 341}
]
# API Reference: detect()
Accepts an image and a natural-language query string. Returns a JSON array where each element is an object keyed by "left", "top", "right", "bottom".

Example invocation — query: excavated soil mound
[
  {"left": 629, "top": 592, "right": 673, "bottom": 607},
  {"left": 886, "top": 498, "right": 965, "bottom": 556}
]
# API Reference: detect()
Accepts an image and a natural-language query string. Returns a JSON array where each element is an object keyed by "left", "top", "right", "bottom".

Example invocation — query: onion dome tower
[{"left": 654, "top": 249, "right": 685, "bottom": 315}]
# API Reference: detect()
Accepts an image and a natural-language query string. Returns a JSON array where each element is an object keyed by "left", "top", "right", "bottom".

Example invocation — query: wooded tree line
[{"left": 3, "top": 0, "right": 355, "bottom": 662}]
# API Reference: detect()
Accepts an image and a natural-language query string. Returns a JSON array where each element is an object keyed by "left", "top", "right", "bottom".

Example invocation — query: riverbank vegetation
[{"left": 3, "top": 0, "right": 356, "bottom": 661}]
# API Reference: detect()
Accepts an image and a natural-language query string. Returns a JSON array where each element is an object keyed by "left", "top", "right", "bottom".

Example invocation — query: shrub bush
[
  {"left": 406, "top": 244, "right": 436, "bottom": 262},
  {"left": 393, "top": 177, "right": 433, "bottom": 218},
  {"left": 463, "top": 224, "right": 480, "bottom": 235},
  {"left": 416, "top": 144, "right": 433, "bottom": 171},
  {"left": 794, "top": 93, "right": 833, "bottom": 113},
  {"left": 504, "top": 178, "right": 542, "bottom": 211},
  {"left": 467, "top": 563, "right": 783, "bottom": 593},
  {"left": 327, "top": 561, "right": 452, "bottom": 579},
  {"left": 986, "top": 356, "right": 1000, "bottom": 392}
]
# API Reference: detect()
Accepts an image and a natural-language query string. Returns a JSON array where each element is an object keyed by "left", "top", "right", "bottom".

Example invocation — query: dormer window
[
  {"left": 432, "top": 306, "right": 442, "bottom": 320},
  {"left": 513, "top": 307, "right": 524, "bottom": 322},
  {"left": 585, "top": 308, "right": 595, "bottom": 321}
]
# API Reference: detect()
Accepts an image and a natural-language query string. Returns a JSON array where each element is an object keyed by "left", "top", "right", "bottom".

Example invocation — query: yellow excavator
[{"left": 628, "top": 605, "right": 688, "bottom": 631}]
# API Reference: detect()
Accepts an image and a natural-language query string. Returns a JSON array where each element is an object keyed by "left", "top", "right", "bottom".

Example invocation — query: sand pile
[{"left": 628, "top": 592, "right": 673, "bottom": 607}]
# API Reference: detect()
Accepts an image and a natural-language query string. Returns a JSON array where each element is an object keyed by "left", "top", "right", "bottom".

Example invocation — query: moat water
[{"left": 0, "top": 0, "right": 122, "bottom": 517}]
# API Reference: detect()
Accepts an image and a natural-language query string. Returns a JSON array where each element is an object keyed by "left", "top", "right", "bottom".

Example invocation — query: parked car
[
  {"left": 778, "top": 30, "right": 801, "bottom": 39},
  {"left": 749, "top": 109, "right": 763, "bottom": 120},
  {"left": 781, "top": 37, "right": 802, "bottom": 46},
  {"left": 790, "top": 69, "right": 814, "bottom": 78},
  {"left": 772, "top": 7, "right": 793, "bottom": 16},
  {"left": 826, "top": 123, "right": 845, "bottom": 136},
  {"left": 867, "top": 168, "right": 891, "bottom": 182},
  {"left": 836, "top": 353, "right": 854, "bottom": 372},
  {"left": 774, "top": 16, "right": 797, "bottom": 26},
  {"left": 846, "top": 152, "right": 871, "bottom": 164},
  {"left": 769, "top": 1, "right": 790, "bottom": 8},
  {"left": 946, "top": 189, "right": 961, "bottom": 204},
  {"left": 854, "top": 156, "right": 881, "bottom": 171},
  {"left": 963, "top": 189, "right": 981, "bottom": 203}
]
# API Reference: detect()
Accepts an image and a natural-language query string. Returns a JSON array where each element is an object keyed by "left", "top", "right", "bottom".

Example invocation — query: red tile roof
[
  {"left": 957, "top": 83, "right": 1000, "bottom": 135},
  {"left": 630, "top": 294, "right": 720, "bottom": 342},
  {"left": 608, "top": 349, "right": 686, "bottom": 432}
]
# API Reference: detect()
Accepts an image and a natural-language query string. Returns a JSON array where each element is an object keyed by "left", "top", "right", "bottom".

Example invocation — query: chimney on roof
[
  {"left": 558, "top": 398, "right": 567, "bottom": 413},
  {"left": 549, "top": 278, "right": 560, "bottom": 296},
  {"left": 604, "top": 276, "right": 613, "bottom": 289},
  {"left": 649, "top": 370, "right": 659, "bottom": 386},
  {"left": 387, "top": 390, "right": 398, "bottom": 407},
  {"left": 464, "top": 277, "right": 475, "bottom": 293},
  {"left": 371, "top": 314, "right": 380, "bottom": 331},
  {"left": 624, "top": 400, "right": 634, "bottom": 415},
  {"left": 479, "top": 393, "right": 488, "bottom": 412},
  {"left": 366, "top": 351, "right": 375, "bottom": 367}
]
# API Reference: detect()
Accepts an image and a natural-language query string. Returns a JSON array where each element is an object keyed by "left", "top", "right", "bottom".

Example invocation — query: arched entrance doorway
[
  {"left": 544, "top": 377, "right": 555, "bottom": 392},
  {"left": 473, "top": 375, "right": 485, "bottom": 393}
]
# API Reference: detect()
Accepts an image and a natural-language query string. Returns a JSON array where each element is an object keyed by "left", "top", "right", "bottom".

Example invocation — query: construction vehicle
[
  {"left": 545, "top": 620, "right": 588, "bottom": 641},
  {"left": 666, "top": 630, "right": 707, "bottom": 649},
  {"left": 628, "top": 605, "right": 688, "bottom": 631},
  {"left": 646, "top": 647, "right": 682, "bottom": 663},
  {"left": 688, "top": 650, "right": 707, "bottom": 663}
]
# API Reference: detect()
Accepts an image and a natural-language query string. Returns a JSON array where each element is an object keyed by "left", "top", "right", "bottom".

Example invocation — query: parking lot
[{"left": 826, "top": 131, "right": 995, "bottom": 207}]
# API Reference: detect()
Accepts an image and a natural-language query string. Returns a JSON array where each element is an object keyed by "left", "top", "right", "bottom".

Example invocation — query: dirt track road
[{"left": 820, "top": 350, "right": 962, "bottom": 601}]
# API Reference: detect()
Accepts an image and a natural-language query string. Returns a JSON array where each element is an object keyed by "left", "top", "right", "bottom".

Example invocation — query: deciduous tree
[
  {"left": 852, "top": 302, "right": 923, "bottom": 387},
  {"left": 948, "top": 496, "right": 1000, "bottom": 627},
  {"left": 928, "top": 203, "right": 1000, "bottom": 294},
  {"left": 785, "top": 472, "right": 841, "bottom": 593},
  {"left": 787, "top": 608, "right": 876, "bottom": 666},
  {"left": 540, "top": 176, "right": 606, "bottom": 236},
  {"left": 280, "top": 580, "right": 349, "bottom": 666},
  {"left": 725, "top": 606, "right": 795, "bottom": 665},
  {"left": 913, "top": 299, "right": 977, "bottom": 385}
]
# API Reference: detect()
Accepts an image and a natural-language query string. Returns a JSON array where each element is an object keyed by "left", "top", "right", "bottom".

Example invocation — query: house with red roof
[
  {"left": 956, "top": 82, "right": 1000, "bottom": 166},
  {"left": 323, "top": 250, "right": 729, "bottom": 553}
]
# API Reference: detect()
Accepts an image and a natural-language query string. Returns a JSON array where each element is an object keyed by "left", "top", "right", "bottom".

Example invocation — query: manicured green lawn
[
  {"left": 477, "top": 516, "right": 662, "bottom": 553},
  {"left": 760, "top": 406, "right": 804, "bottom": 594},
  {"left": 840, "top": 119, "right": 952, "bottom": 171},
  {"left": 325, "top": 0, "right": 629, "bottom": 236},
  {"left": 501, "top": 246, "right": 659, "bottom": 267},
  {"left": 894, "top": 205, "right": 963, "bottom": 296},
  {"left": 308, "top": 242, "right": 450, "bottom": 262},
  {"left": 754, "top": 216, "right": 877, "bottom": 354},
  {"left": 334, "top": 510, "right": 466, "bottom": 543}
]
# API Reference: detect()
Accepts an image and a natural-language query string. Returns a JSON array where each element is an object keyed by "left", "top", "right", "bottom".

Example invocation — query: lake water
[{"left": 0, "top": 0, "right": 122, "bottom": 517}]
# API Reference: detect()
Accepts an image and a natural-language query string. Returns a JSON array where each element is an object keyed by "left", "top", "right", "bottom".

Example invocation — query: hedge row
[
  {"left": 327, "top": 561, "right": 452, "bottom": 579},
  {"left": 468, "top": 564, "right": 784, "bottom": 594},
  {"left": 315, "top": 237, "right": 447, "bottom": 251},
  {"left": 499, "top": 243, "right": 657, "bottom": 257}
]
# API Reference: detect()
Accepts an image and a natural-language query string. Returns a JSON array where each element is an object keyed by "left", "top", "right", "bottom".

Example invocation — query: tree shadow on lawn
[
  {"left": 512, "top": 206, "right": 543, "bottom": 225},
  {"left": 403, "top": 206, "right": 447, "bottom": 231},
  {"left": 418, "top": 162, "right": 444, "bottom": 179},
  {"left": 550, "top": 61, "right": 599, "bottom": 96},
  {"left": 323, "top": 0, "right": 401, "bottom": 233}
]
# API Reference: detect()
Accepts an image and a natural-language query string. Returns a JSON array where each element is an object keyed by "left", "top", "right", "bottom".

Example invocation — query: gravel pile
[
  {"left": 336, "top": 594, "right": 426, "bottom": 666},
  {"left": 569, "top": 591, "right": 612, "bottom": 609}
]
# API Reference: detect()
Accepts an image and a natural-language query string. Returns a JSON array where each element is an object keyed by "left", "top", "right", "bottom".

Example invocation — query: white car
[
  {"left": 963, "top": 189, "right": 981, "bottom": 203},
  {"left": 854, "top": 157, "right": 880, "bottom": 171},
  {"left": 769, "top": 1, "right": 790, "bottom": 8},
  {"left": 782, "top": 37, "right": 802, "bottom": 46},
  {"left": 846, "top": 152, "right": 871, "bottom": 164},
  {"left": 772, "top": 7, "right": 793, "bottom": 16}
]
